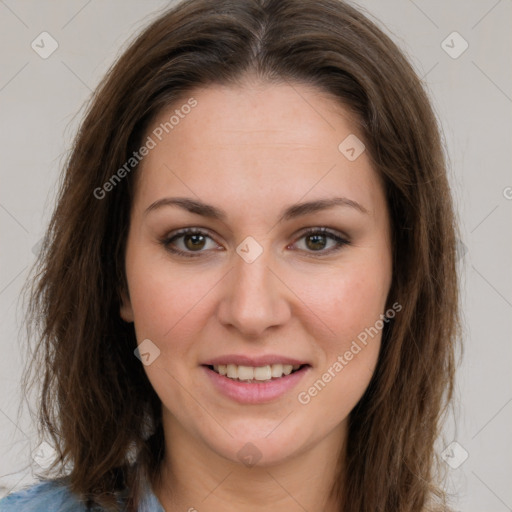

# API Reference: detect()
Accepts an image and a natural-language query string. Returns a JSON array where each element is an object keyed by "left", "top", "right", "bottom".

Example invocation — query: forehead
[
  {"left": 133, "top": 81, "right": 383, "bottom": 218},
  {"left": 149, "top": 80, "right": 360, "bottom": 152}
]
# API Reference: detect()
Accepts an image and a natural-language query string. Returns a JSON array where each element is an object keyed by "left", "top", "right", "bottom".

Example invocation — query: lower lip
[{"left": 202, "top": 365, "right": 310, "bottom": 404}]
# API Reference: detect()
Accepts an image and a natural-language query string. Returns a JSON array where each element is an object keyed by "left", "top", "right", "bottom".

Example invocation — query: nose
[{"left": 216, "top": 247, "right": 291, "bottom": 338}]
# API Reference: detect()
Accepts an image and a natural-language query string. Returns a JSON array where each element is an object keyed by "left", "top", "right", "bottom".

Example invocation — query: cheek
[
  {"left": 125, "top": 256, "right": 216, "bottom": 403},
  {"left": 294, "top": 270, "right": 387, "bottom": 426},
  {"left": 125, "top": 249, "right": 217, "bottom": 344},
  {"left": 291, "top": 257, "right": 390, "bottom": 408},
  {"left": 333, "top": 274, "right": 388, "bottom": 338},
  {"left": 293, "top": 260, "right": 390, "bottom": 346}
]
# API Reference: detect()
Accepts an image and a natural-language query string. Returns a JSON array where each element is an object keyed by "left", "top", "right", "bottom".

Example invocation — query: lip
[
  {"left": 202, "top": 364, "right": 311, "bottom": 404},
  {"left": 202, "top": 354, "right": 309, "bottom": 366}
]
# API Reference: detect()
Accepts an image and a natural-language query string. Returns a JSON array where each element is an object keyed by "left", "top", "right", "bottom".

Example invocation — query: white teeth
[
  {"left": 237, "top": 365, "right": 254, "bottom": 380},
  {"left": 271, "top": 363, "right": 283, "bottom": 378},
  {"left": 212, "top": 363, "right": 303, "bottom": 381},
  {"left": 227, "top": 364, "right": 237, "bottom": 378},
  {"left": 254, "top": 365, "right": 272, "bottom": 381}
]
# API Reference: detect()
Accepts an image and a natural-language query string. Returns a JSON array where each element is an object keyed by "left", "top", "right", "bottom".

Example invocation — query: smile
[
  {"left": 202, "top": 359, "right": 311, "bottom": 404},
  {"left": 209, "top": 363, "right": 304, "bottom": 382}
]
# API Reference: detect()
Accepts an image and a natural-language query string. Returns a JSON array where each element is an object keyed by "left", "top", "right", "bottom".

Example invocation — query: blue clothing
[{"left": 0, "top": 478, "right": 165, "bottom": 512}]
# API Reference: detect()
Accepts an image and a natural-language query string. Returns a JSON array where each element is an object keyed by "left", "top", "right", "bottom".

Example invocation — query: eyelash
[{"left": 160, "top": 227, "right": 350, "bottom": 258}]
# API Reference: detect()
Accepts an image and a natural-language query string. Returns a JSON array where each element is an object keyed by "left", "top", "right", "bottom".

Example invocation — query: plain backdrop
[{"left": 0, "top": 1, "right": 511, "bottom": 510}]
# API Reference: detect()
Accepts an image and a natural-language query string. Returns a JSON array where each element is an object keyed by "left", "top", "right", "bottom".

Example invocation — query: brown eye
[
  {"left": 291, "top": 228, "right": 350, "bottom": 256},
  {"left": 305, "top": 233, "right": 329, "bottom": 251},
  {"left": 162, "top": 228, "right": 220, "bottom": 257},
  {"left": 183, "top": 233, "right": 207, "bottom": 251},
  {"left": 162, "top": 227, "right": 349, "bottom": 259}
]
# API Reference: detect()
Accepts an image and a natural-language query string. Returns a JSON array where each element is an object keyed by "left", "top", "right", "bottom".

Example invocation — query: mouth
[
  {"left": 201, "top": 360, "right": 311, "bottom": 404},
  {"left": 205, "top": 363, "right": 308, "bottom": 383}
]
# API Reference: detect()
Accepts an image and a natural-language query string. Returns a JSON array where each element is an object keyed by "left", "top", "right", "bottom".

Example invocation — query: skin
[{"left": 120, "top": 78, "right": 393, "bottom": 511}]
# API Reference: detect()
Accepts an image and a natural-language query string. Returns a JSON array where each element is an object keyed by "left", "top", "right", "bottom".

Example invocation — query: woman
[{"left": 0, "top": 0, "right": 459, "bottom": 510}]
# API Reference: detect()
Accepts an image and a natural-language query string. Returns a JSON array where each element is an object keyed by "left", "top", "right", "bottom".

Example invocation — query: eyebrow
[{"left": 144, "top": 196, "right": 369, "bottom": 222}]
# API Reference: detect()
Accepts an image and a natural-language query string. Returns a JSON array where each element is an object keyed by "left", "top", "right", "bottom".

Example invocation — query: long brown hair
[{"left": 22, "top": 0, "right": 460, "bottom": 510}]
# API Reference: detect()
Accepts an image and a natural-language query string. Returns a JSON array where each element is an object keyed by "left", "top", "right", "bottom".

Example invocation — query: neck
[{"left": 152, "top": 416, "right": 346, "bottom": 512}]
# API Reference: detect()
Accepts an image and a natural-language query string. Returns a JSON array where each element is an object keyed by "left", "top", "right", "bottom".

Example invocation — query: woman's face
[{"left": 121, "top": 80, "right": 392, "bottom": 467}]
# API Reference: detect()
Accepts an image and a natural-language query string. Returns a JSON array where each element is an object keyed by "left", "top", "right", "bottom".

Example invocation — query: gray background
[{"left": 0, "top": 1, "right": 510, "bottom": 510}]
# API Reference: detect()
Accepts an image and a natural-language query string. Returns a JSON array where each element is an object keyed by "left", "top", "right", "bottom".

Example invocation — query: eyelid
[
  {"left": 161, "top": 227, "right": 222, "bottom": 256},
  {"left": 288, "top": 227, "right": 350, "bottom": 256},
  {"left": 293, "top": 226, "right": 350, "bottom": 243},
  {"left": 161, "top": 226, "right": 350, "bottom": 258}
]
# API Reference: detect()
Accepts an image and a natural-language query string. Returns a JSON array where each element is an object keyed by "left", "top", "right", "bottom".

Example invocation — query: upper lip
[{"left": 202, "top": 354, "right": 310, "bottom": 367}]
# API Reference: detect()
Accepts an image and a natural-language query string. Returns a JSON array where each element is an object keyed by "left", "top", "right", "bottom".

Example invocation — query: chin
[{"left": 198, "top": 417, "right": 316, "bottom": 468}]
